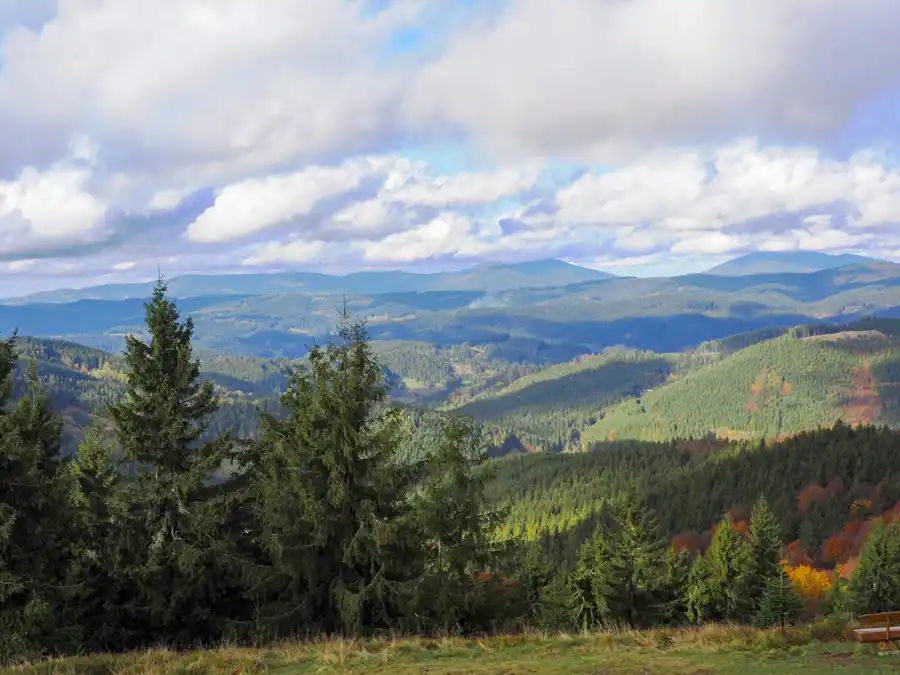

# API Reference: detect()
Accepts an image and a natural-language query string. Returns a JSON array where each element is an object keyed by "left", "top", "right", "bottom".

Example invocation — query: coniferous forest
[{"left": 4, "top": 280, "right": 900, "bottom": 665}]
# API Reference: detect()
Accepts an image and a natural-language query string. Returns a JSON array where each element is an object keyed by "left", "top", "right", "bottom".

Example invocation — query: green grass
[{"left": 6, "top": 626, "right": 896, "bottom": 674}]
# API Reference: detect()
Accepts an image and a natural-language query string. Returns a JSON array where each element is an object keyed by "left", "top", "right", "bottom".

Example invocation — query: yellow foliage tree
[{"left": 785, "top": 564, "right": 833, "bottom": 599}]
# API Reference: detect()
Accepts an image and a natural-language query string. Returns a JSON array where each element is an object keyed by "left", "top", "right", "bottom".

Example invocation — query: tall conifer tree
[
  {"left": 572, "top": 488, "right": 667, "bottom": 628},
  {"left": 107, "top": 277, "right": 238, "bottom": 647},
  {"left": 242, "top": 310, "right": 422, "bottom": 636},
  {"left": 747, "top": 495, "right": 782, "bottom": 611},
  {"left": 0, "top": 339, "right": 77, "bottom": 660}
]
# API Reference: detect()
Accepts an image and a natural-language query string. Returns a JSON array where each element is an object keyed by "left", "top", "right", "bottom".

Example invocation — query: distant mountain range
[
  {"left": 2, "top": 259, "right": 613, "bottom": 304},
  {"left": 2, "top": 256, "right": 900, "bottom": 360},
  {"left": 3, "top": 251, "right": 887, "bottom": 306},
  {"left": 704, "top": 251, "right": 880, "bottom": 276}
]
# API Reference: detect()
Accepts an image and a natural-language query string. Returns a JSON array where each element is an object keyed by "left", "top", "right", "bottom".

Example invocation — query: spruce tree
[
  {"left": 0, "top": 343, "right": 78, "bottom": 661},
  {"left": 747, "top": 496, "right": 782, "bottom": 612},
  {"left": 849, "top": 520, "right": 900, "bottom": 614},
  {"left": 701, "top": 515, "right": 752, "bottom": 622},
  {"left": 107, "top": 277, "right": 239, "bottom": 648},
  {"left": 65, "top": 422, "right": 126, "bottom": 651},
  {"left": 242, "top": 310, "right": 422, "bottom": 637},
  {"left": 411, "top": 413, "right": 505, "bottom": 631},
  {"left": 755, "top": 566, "right": 803, "bottom": 629},
  {"left": 685, "top": 554, "right": 714, "bottom": 624},
  {"left": 660, "top": 546, "right": 692, "bottom": 625},
  {"left": 572, "top": 489, "right": 667, "bottom": 628}
]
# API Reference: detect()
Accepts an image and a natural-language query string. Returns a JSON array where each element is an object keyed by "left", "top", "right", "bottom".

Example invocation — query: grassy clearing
[{"left": 4, "top": 625, "right": 896, "bottom": 675}]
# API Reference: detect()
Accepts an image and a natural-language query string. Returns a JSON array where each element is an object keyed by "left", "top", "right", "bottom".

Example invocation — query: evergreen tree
[
  {"left": 65, "top": 422, "right": 125, "bottom": 651},
  {"left": 755, "top": 566, "right": 803, "bottom": 628},
  {"left": 747, "top": 495, "right": 782, "bottom": 612},
  {"left": 849, "top": 520, "right": 900, "bottom": 614},
  {"left": 411, "top": 413, "right": 505, "bottom": 631},
  {"left": 685, "top": 554, "right": 714, "bottom": 624},
  {"left": 572, "top": 489, "right": 667, "bottom": 628},
  {"left": 0, "top": 344, "right": 78, "bottom": 661},
  {"left": 242, "top": 310, "right": 422, "bottom": 637},
  {"left": 107, "top": 277, "right": 241, "bottom": 648},
  {"left": 660, "top": 546, "right": 692, "bottom": 625},
  {"left": 695, "top": 515, "right": 752, "bottom": 622}
]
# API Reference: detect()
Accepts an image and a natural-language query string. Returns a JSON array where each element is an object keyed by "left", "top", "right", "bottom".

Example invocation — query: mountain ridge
[
  {"left": 3, "top": 259, "right": 613, "bottom": 304},
  {"left": 705, "top": 251, "right": 881, "bottom": 276}
]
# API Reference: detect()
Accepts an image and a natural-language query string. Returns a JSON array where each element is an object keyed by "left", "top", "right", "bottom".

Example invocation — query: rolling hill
[{"left": 582, "top": 320, "right": 900, "bottom": 444}]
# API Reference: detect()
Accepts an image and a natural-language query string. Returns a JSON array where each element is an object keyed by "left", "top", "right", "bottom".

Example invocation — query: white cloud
[
  {"left": 405, "top": 0, "right": 900, "bottom": 161},
  {"left": 387, "top": 163, "right": 544, "bottom": 205},
  {"left": 191, "top": 157, "right": 546, "bottom": 244},
  {"left": 0, "top": 159, "right": 106, "bottom": 255},
  {"left": 0, "top": 0, "right": 418, "bottom": 188},
  {"left": 671, "top": 231, "right": 750, "bottom": 255},
  {"left": 3, "top": 1, "right": 900, "bottom": 281},
  {"left": 112, "top": 261, "right": 136, "bottom": 271},
  {"left": 362, "top": 213, "right": 475, "bottom": 263},
  {"left": 552, "top": 139, "right": 900, "bottom": 246},
  {"left": 758, "top": 228, "right": 871, "bottom": 252},
  {"left": 241, "top": 239, "right": 327, "bottom": 266},
  {"left": 148, "top": 189, "right": 190, "bottom": 212},
  {"left": 6, "top": 258, "right": 35, "bottom": 272},
  {"left": 186, "top": 158, "right": 388, "bottom": 243}
]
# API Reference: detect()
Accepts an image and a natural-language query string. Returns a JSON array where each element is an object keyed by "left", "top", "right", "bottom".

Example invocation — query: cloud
[
  {"left": 404, "top": 0, "right": 900, "bottom": 161},
  {"left": 186, "top": 157, "right": 391, "bottom": 243},
  {"left": 3, "top": 1, "right": 900, "bottom": 285},
  {"left": 112, "top": 261, "right": 136, "bottom": 271},
  {"left": 230, "top": 137, "right": 900, "bottom": 273},
  {"left": 550, "top": 139, "right": 900, "bottom": 258},
  {"left": 192, "top": 156, "right": 545, "bottom": 245},
  {"left": 362, "top": 213, "right": 475, "bottom": 264},
  {"left": 387, "top": 162, "right": 544, "bottom": 205},
  {"left": 0, "top": 0, "right": 420, "bottom": 186},
  {"left": 0, "top": 157, "right": 107, "bottom": 256},
  {"left": 241, "top": 239, "right": 327, "bottom": 267}
]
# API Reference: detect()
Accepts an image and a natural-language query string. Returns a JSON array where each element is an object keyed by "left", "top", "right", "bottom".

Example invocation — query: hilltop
[
  {"left": 583, "top": 320, "right": 900, "bottom": 444},
  {"left": 706, "top": 251, "right": 880, "bottom": 276}
]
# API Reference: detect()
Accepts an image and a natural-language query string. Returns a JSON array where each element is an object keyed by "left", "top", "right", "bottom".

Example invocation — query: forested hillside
[
  {"left": 584, "top": 322, "right": 900, "bottom": 443},
  {"left": 451, "top": 350, "right": 673, "bottom": 451},
  {"left": 491, "top": 424, "right": 900, "bottom": 571},
  {"left": 8, "top": 336, "right": 289, "bottom": 452}
]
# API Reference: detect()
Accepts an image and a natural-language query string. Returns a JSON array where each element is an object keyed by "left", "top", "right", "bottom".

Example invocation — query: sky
[{"left": 3, "top": 0, "right": 900, "bottom": 294}]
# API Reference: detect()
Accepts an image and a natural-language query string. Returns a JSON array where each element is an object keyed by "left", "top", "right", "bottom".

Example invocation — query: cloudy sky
[{"left": 2, "top": 0, "right": 900, "bottom": 294}]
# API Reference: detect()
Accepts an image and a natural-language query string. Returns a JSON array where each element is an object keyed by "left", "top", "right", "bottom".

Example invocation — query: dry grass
[{"left": 2, "top": 623, "right": 894, "bottom": 675}]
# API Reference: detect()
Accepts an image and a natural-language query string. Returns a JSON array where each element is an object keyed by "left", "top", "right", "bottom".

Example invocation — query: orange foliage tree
[{"left": 785, "top": 564, "right": 833, "bottom": 600}]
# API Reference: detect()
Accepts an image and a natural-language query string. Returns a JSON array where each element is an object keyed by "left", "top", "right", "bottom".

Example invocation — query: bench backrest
[{"left": 859, "top": 612, "right": 900, "bottom": 627}]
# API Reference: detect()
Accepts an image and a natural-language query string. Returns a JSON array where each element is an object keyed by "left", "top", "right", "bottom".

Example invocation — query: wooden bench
[{"left": 854, "top": 612, "right": 900, "bottom": 650}]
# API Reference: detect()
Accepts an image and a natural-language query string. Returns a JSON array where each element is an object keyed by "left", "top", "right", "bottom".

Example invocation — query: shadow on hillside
[
  {"left": 456, "top": 358, "right": 672, "bottom": 421},
  {"left": 366, "top": 312, "right": 818, "bottom": 355}
]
